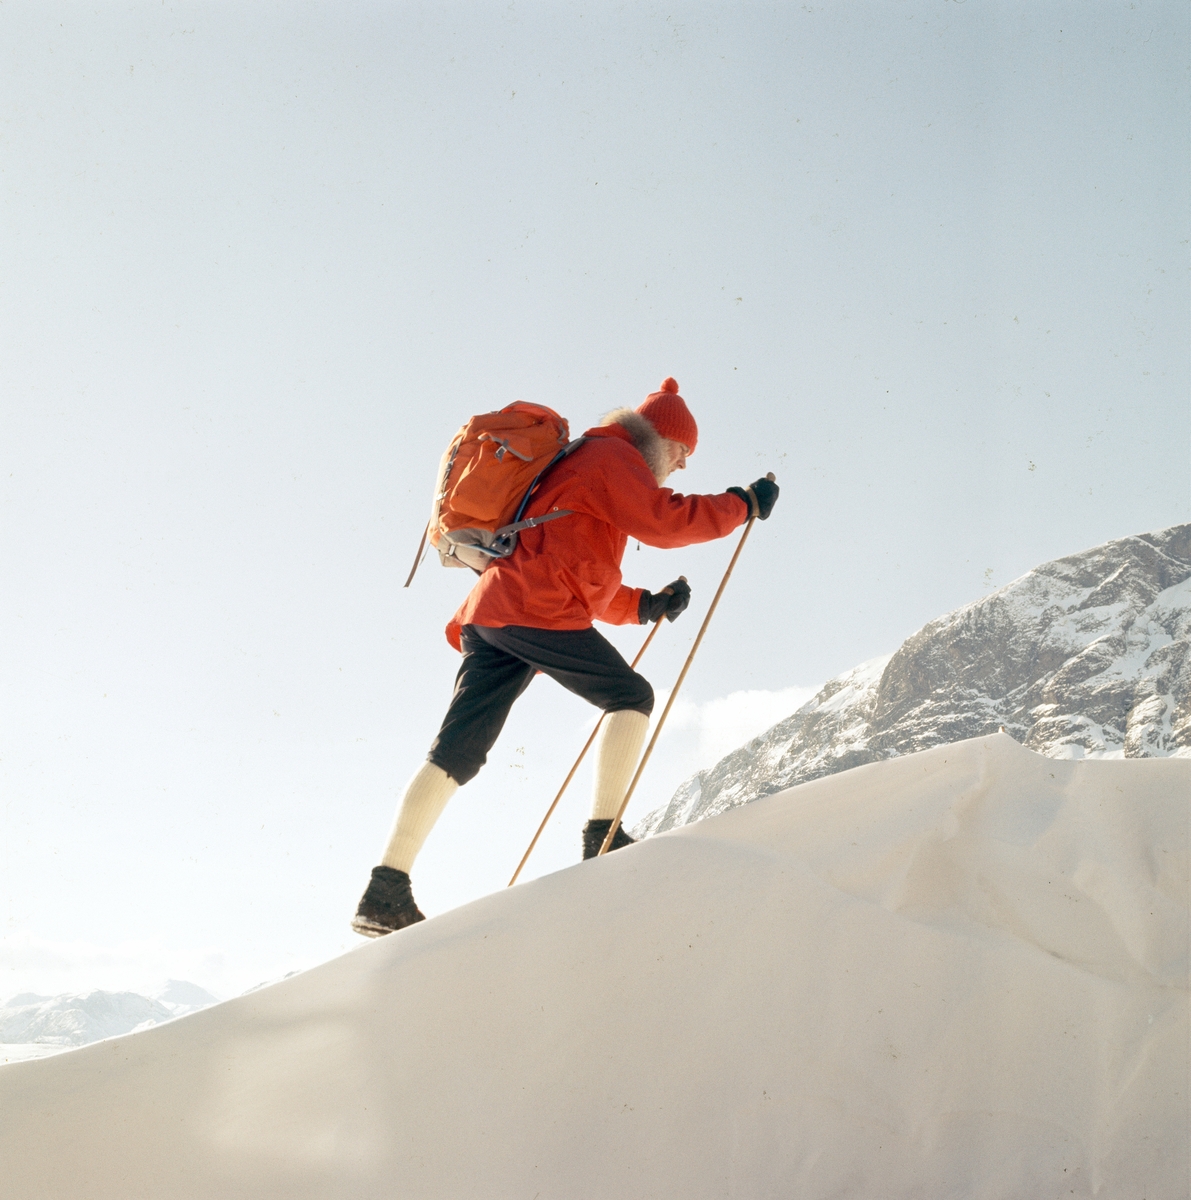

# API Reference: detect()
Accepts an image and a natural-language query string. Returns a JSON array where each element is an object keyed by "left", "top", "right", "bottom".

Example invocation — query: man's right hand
[
  {"left": 728, "top": 476, "right": 779, "bottom": 520},
  {"left": 639, "top": 577, "right": 692, "bottom": 624}
]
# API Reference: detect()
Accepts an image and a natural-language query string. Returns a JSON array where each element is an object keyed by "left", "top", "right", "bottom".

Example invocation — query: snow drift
[{"left": 1, "top": 734, "right": 1186, "bottom": 1199}]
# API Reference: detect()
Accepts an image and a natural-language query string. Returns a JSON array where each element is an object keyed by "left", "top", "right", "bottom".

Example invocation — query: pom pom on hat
[{"left": 636, "top": 376, "right": 698, "bottom": 453}]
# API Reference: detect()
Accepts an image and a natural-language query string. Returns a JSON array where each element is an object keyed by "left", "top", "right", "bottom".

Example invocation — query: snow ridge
[{"left": 637, "top": 524, "right": 1191, "bottom": 836}]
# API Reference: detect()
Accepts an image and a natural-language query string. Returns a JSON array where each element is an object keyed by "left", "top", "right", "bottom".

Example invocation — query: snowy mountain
[
  {"left": 637, "top": 524, "right": 1190, "bottom": 836},
  {"left": 0, "top": 981, "right": 219, "bottom": 1053},
  {"left": 153, "top": 979, "right": 221, "bottom": 1014}
]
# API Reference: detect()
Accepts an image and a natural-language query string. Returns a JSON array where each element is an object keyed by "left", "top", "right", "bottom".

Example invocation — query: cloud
[
  {"left": 661, "top": 685, "right": 817, "bottom": 763},
  {"left": 641, "top": 685, "right": 817, "bottom": 792}
]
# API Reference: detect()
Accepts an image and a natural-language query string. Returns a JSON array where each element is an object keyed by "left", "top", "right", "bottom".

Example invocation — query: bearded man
[{"left": 352, "top": 377, "right": 779, "bottom": 936}]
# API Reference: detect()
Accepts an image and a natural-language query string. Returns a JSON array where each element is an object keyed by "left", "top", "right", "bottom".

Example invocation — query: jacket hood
[{"left": 599, "top": 408, "right": 669, "bottom": 484}]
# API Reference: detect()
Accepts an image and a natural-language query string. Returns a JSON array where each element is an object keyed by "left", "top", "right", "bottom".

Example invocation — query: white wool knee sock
[
  {"left": 590, "top": 709, "right": 650, "bottom": 821},
  {"left": 380, "top": 762, "right": 459, "bottom": 874}
]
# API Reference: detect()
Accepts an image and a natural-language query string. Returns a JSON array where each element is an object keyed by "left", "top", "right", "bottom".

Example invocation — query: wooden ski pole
[
  {"left": 597, "top": 476, "right": 773, "bottom": 856},
  {"left": 506, "top": 580, "right": 684, "bottom": 887}
]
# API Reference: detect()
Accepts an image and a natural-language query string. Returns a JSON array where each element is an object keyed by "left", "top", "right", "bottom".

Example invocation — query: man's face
[{"left": 659, "top": 438, "right": 690, "bottom": 482}]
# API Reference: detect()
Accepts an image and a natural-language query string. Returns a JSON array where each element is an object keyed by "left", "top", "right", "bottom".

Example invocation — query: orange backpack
[{"left": 404, "top": 402, "right": 583, "bottom": 585}]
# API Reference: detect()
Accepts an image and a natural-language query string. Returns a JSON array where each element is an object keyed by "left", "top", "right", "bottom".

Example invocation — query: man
[{"left": 352, "top": 377, "right": 779, "bottom": 936}]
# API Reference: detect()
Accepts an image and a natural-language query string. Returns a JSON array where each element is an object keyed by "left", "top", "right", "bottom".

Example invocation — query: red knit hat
[{"left": 635, "top": 377, "right": 698, "bottom": 453}]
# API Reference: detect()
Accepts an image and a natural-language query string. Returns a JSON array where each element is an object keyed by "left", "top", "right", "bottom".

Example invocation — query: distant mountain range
[
  {"left": 1, "top": 980, "right": 219, "bottom": 1055},
  {"left": 637, "top": 524, "right": 1190, "bottom": 836}
]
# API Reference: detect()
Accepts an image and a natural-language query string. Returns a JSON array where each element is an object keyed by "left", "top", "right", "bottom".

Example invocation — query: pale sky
[{"left": 2, "top": 1, "right": 1187, "bottom": 999}]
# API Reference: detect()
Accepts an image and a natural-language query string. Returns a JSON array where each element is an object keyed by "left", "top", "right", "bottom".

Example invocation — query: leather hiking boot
[
  {"left": 351, "top": 866, "right": 425, "bottom": 937},
  {"left": 583, "top": 818, "right": 636, "bottom": 860}
]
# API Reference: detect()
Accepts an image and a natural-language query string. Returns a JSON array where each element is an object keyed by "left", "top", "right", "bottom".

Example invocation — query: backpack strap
[
  {"left": 510, "top": 437, "right": 585, "bottom": 519},
  {"left": 491, "top": 507, "right": 573, "bottom": 539},
  {"left": 483, "top": 436, "right": 588, "bottom": 557},
  {"left": 403, "top": 521, "right": 431, "bottom": 589}
]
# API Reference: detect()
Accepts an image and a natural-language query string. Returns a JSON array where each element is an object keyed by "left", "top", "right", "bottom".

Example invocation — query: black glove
[
  {"left": 638, "top": 577, "right": 692, "bottom": 624},
  {"left": 727, "top": 476, "right": 779, "bottom": 520}
]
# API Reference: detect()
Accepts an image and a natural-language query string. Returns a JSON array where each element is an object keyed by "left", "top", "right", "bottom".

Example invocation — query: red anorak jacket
[{"left": 446, "top": 420, "right": 748, "bottom": 650}]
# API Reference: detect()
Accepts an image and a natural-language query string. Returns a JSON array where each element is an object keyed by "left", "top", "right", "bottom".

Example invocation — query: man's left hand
[{"left": 639, "top": 578, "right": 692, "bottom": 624}]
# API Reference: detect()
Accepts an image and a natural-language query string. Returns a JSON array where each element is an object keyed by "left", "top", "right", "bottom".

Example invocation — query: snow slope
[
  {"left": 639, "top": 524, "right": 1190, "bottom": 836},
  {"left": 1, "top": 734, "right": 1186, "bottom": 1199}
]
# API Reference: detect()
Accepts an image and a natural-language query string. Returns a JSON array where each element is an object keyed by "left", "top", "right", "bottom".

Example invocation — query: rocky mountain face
[{"left": 637, "top": 525, "right": 1191, "bottom": 836}]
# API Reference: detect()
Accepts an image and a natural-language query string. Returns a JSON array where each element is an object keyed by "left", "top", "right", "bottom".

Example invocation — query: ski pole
[
  {"left": 598, "top": 476, "right": 774, "bottom": 856},
  {"left": 507, "top": 580, "right": 684, "bottom": 887}
]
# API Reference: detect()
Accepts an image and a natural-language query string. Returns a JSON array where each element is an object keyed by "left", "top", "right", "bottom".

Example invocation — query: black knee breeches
[{"left": 427, "top": 625, "right": 654, "bottom": 785}]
